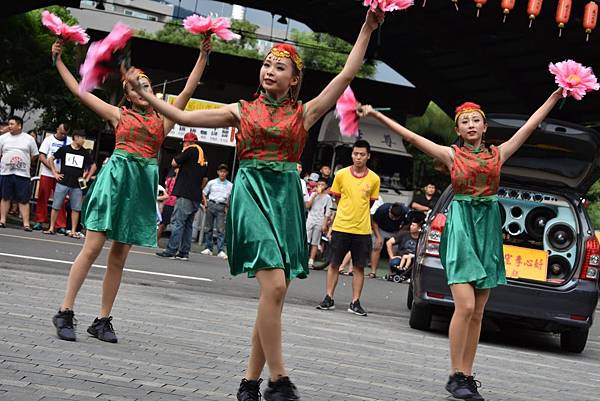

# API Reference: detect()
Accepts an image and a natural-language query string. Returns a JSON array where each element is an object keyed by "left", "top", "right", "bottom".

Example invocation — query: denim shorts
[
  {"left": 52, "top": 183, "right": 83, "bottom": 211},
  {"left": 0, "top": 174, "right": 31, "bottom": 203}
]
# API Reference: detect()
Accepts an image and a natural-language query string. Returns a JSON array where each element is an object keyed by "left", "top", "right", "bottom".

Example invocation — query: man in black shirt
[
  {"left": 45, "top": 131, "right": 96, "bottom": 237},
  {"left": 370, "top": 202, "right": 408, "bottom": 277},
  {"left": 156, "top": 132, "right": 208, "bottom": 260},
  {"left": 386, "top": 218, "right": 422, "bottom": 281},
  {"left": 411, "top": 182, "right": 439, "bottom": 213}
]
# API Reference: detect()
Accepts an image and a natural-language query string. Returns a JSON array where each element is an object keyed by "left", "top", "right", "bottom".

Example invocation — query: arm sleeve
[
  {"left": 325, "top": 196, "right": 333, "bottom": 217},
  {"left": 30, "top": 138, "right": 39, "bottom": 156},
  {"left": 203, "top": 180, "right": 212, "bottom": 196},
  {"left": 330, "top": 171, "right": 342, "bottom": 197},
  {"left": 52, "top": 146, "right": 65, "bottom": 160},
  {"left": 39, "top": 137, "right": 50, "bottom": 155},
  {"left": 83, "top": 150, "right": 93, "bottom": 168},
  {"left": 370, "top": 175, "right": 380, "bottom": 200},
  {"left": 174, "top": 147, "right": 194, "bottom": 166}
]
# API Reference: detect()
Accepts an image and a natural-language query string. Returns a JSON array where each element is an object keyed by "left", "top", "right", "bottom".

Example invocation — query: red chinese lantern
[
  {"left": 501, "top": 0, "right": 516, "bottom": 22},
  {"left": 583, "top": 1, "right": 598, "bottom": 41},
  {"left": 556, "top": 0, "right": 572, "bottom": 37},
  {"left": 452, "top": 0, "right": 459, "bottom": 11},
  {"left": 475, "top": 0, "right": 487, "bottom": 17},
  {"left": 527, "top": 0, "right": 543, "bottom": 28}
]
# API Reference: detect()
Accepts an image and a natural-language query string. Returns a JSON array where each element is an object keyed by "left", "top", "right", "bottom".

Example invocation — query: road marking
[{"left": 0, "top": 253, "right": 212, "bottom": 282}]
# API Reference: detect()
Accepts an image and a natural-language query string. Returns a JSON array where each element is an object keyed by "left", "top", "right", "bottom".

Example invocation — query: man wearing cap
[
  {"left": 201, "top": 163, "right": 233, "bottom": 258},
  {"left": 44, "top": 130, "right": 96, "bottom": 237},
  {"left": 156, "top": 132, "right": 208, "bottom": 260}
]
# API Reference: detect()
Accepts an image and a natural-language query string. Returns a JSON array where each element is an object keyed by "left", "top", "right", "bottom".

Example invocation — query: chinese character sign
[{"left": 503, "top": 245, "right": 548, "bottom": 282}]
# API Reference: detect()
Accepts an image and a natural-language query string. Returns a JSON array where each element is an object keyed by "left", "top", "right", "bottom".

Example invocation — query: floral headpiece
[
  {"left": 454, "top": 101, "right": 486, "bottom": 123},
  {"left": 269, "top": 43, "right": 304, "bottom": 71},
  {"left": 122, "top": 68, "right": 150, "bottom": 90}
]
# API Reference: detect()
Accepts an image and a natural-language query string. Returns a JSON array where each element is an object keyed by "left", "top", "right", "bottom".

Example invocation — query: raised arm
[
  {"left": 359, "top": 105, "right": 454, "bottom": 171},
  {"left": 303, "top": 10, "right": 384, "bottom": 130},
  {"left": 52, "top": 41, "right": 120, "bottom": 128},
  {"left": 162, "top": 37, "right": 212, "bottom": 133},
  {"left": 123, "top": 65, "right": 239, "bottom": 129},
  {"left": 499, "top": 88, "right": 562, "bottom": 164}
]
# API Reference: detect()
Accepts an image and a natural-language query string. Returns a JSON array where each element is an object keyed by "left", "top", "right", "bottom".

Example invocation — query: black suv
[{"left": 409, "top": 114, "right": 600, "bottom": 353}]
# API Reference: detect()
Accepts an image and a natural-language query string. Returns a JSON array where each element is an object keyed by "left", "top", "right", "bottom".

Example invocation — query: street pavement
[{"left": 1, "top": 228, "right": 600, "bottom": 401}]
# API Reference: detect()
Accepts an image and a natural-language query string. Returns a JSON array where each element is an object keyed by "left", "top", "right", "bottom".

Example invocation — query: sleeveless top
[
  {"left": 450, "top": 144, "right": 501, "bottom": 197},
  {"left": 237, "top": 94, "right": 307, "bottom": 162},
  {"left": 114, "top": 107, "right": 165, "bottom": 159}
]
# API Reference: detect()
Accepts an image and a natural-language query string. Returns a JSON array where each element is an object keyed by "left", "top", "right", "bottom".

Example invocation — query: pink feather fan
[
  {"left": 336, "top": 86, "right": 360, "bottom": 137},
  {"left": 548, "top": 60, "right": 599, "bottom": 101},
  {"left": 363, "top": 0, "right": 414, "bottom": 12},
  {"left": 78, "top": 23, "right": 133, "bottom": 94},
  {"left": 183, "top": 14, "right": 240, "bottom": 41},
  {"left": 41, "top": 10, "right": 89, "bottom": 44}
]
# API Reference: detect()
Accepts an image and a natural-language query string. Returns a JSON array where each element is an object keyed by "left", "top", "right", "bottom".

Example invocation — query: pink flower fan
[
  {"left": 79, "top": 22, "right": 133, "bottom": 94},
  {"left": 336, "top": 86, "right": 360, "bottom": 137},
  {"left": 183, "top": 14, "right": 239, "bottom": 41},
  {"left": 363, "top": 0, "right": 414, "bottom": 12},
  {"left": 549, "top": 60, "right": 599, "bottom": 101},
  {"left": 41, "top": 10, "right": 89, "bottom": 44}
]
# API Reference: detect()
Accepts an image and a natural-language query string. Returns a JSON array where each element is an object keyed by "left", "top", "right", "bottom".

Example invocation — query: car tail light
[
  {"left": 425, "top": 213, "right": 447, "bottom": 257},
  {"left": 580, "top": 237, "right": 600, "bottom": 281}
]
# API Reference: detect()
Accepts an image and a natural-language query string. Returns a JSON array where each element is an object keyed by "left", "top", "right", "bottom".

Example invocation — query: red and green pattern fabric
[
  {"left": 237, "top": 94, "right": 307, "bottom": 162},
  {"left": 114, "top": 107, "right": 164, "bottom": 159},
  {"left": 450, "top": 144, "right": 501, "bottom": 197}
]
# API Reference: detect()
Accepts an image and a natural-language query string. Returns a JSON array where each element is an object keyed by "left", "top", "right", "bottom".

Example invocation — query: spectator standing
[
  {"left": 316, "top": 140, "right": 380, "bottom": 316},
  {"left": 319, "top": 164, "right": 334, "bottom": 187},
  {"left": 156, "top": 168, "right": 178, "bottom": 242},
  {"left": 201, "top": 163, "right": 233, "bottom": 258},
  {"left": 370, "top": 202, "right": 408, "bottom": 278},
  {"left": 296, "top": 162, "right": 309, "bottom": 202},
  {"left": 0, "top": 116, "right": 39, "bottom": 230},
  {"left": 411, "top": 182, "right": 439, "bottom": 213},
  {"left": 32, "top": 123, "right": 72, "bottom": 232},
  {"left": 156, "top": 132, "right": 208, "bottom": 260},
  {"left": 305, "top": 179, "right": 333, "bottom": 269},
  {"left": 43, "top": 131, "right": 96, "bottom": 238}
]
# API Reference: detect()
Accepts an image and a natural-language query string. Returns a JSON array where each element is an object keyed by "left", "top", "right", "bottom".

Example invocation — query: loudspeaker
[
  {"left": 499, "top": 198, "right": 557, "bottom": 239},
  {"left": 547, "top": 255, "right": 571, "bottom": 280},
  {"left": 525, "top": 207, "right": 558, "bottom": 241},
  {"left": 543, "top": 207, "right": 578, "bottom": 280}
]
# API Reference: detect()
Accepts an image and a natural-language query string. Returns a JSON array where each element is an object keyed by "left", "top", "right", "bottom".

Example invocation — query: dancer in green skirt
[
  {"left": 358, "top": 88, "right": 562, "bottom": 400},
  {"left": 50, "top": 38, "right": 211, "bottom": 343},
  {"left": 124, "top": 9, "right": 385, "bottom": 401}
]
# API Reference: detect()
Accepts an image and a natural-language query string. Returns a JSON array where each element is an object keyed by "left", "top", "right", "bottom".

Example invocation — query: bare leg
[
  {"left": 338, "top": 251, "right": 352, "bottom": 274},
  {"left": 309, "top": 244, "right": 318, "bottom": 261},
  {"left": 48, "top": 209, "right": 58, "bottom": 232},
  {"left": 254, "top": 269, "right": 289, "bottom": 380},
  {"left": 70, "top": 210, "right": 80, "bottom": 234},
  {"left": 0, "top": 199, "right": 10, "bottom": 224},
  {"left": 18, "top": 202, "right": 30, "bottom": 227},
  {"left": 462, "top": 289, "right": 490, "bottom": 376},
  {"left": 99, "top": 241, "right": 132, "bottom": 317},
  {"left": 351, "top": 265, "right": 365, "bottom": 302},
  {"left": 156, "top": 223, "right": 165, "bottom": 243},
  {"left": 326, "top": 261, "right": 341, "bottom": 298},
  {"left": 61, "top": 231, "right": 106, "bottom": 310},
  {"left": 448, "top": 283, "right": 476, "bottom": 374},
  {"left": 370, "top": 247, "right": 382, "bottom": 276}
]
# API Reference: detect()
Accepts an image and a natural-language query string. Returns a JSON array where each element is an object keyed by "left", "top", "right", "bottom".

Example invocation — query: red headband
[
  {"left": 269, "top": 43, "right": 304, "bottom": 71},
  {"left": 454, "top": 101, "right": 486, "bottom": 122}
]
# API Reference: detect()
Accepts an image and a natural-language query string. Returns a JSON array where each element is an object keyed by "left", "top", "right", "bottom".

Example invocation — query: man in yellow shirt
[{"left": 316, "top": 140, "right": 380, "bottom": 316}]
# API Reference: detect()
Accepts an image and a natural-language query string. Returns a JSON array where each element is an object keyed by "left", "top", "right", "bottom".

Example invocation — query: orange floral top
[
  {"left": 450, "top": 144, "right": 502, "bottom": 197},
  {"left": 237, "top": 94, "right": 307, "bottom": 162},
  {"left": 114, "top": 107, "right": 164, "bottom": 159}
]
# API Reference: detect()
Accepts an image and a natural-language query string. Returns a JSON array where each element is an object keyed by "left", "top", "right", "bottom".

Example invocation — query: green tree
[
  {"left": 290, "top": 30, "right": 376, "bottom": 78},
  {"left": 0, "top": 6, "right": 103, "bottom": 132},
  {"left": 586, "top": 180, "right": 600, "bottom": 229}
]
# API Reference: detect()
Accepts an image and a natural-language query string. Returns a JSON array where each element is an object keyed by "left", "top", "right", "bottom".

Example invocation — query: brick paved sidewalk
[{"left": 1, "top": 268, "right": 600, "bottom": 401}]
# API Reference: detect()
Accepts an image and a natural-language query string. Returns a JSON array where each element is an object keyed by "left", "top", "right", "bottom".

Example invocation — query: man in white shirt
[
  {"left": 0, "top": 116, "right": 39, "bottom": 230},
  {"left": 32, "top": 123, "right": 72, "bottom": 232},
  {"left": 201, "top": 163, "right": 233, "bottom": 258}
]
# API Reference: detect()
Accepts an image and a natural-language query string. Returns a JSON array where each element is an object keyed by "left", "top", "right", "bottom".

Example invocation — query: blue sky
[{"left": 163, "top": 0, "right": 413, "bottom": 86}]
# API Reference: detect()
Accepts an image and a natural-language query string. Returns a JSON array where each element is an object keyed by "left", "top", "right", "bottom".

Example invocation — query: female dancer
[
  {"left": 124, "top": 10, "right": 384, "bottom": 400},
  {"left": 51, "top": 38, "right": 211, "bottom": 343},
  {"left": 358, "top": 88, "right": 561, "bottom": 400}
]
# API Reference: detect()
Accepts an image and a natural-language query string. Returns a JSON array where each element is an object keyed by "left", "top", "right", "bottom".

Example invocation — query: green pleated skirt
[
  {"left": 226, "top": 159, "right": 308, "bottom": 280},
  {"left": 439, "top": 195, "right": 506, "bottom": 289},
  {"left": 81, "top": 150, "right": 158, "bottom": 247}
]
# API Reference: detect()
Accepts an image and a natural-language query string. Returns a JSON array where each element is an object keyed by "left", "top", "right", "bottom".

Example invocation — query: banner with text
[{"left": 166, "top": 95, "right": 236, "bottom": 147}]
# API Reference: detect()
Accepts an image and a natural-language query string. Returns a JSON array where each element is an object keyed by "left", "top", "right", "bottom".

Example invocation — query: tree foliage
[
  {"left": 289, "top": 30, "right": 376, "bottom": 78},
  {"left": 586, "top": 180, "right": 600, "bottom": 229},
  {"left": 0, "top": 6, "right": 103, "bottom": 132}
]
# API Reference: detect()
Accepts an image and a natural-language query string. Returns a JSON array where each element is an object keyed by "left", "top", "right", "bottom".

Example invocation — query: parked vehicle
[
  {"left": 314, "top": 111, "right": 414, "bottom": 206},
  {"left": 409, "top": 114, "right": 600, "bottom": 353}
]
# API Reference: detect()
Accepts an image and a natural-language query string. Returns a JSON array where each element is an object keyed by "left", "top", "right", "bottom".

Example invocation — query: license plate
[{"left": 503, "top": 245, "right": 548, "bottom": 282}]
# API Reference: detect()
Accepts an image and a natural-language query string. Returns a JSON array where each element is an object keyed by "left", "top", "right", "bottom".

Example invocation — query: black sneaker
[
  {"left": 348, "top": 300, "right": 367, "bottom": 316},
  {"left": 263, "top": 376, "right": 300, "bottom": 401},
  {"left": 175, "top": 253, "right": 189, "bottom": 261},
  {"left": 466, "top": 375, "right": 484, "bottom": 401},
  {"left": 87, "top": 316, "right": 118, "bottom": 343},
  {"left": 52, "top": 309, "right": 77, "bottom": 341},
  {"left": 237, "top": 378, "right": 263, "bottom": 401},
  {"left": 445, "top": 372, "right": 475, "bottom": 400},
  {"left": 156, "top": 251, "right": 175, "bottom": 258},
  {"left": 316, "top": 295, "right": 335, "bottom": 310}
]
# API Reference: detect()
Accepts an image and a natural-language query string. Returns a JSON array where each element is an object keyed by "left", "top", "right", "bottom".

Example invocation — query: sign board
[
  {"left": 166, "top": 95, "right": 236, "bottom": 147},
  {"left": 503, "top": 245, "right": 548, "bottom": 282}
]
